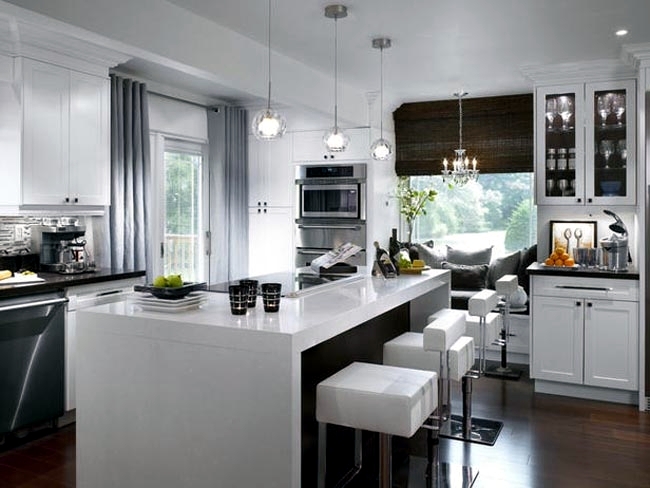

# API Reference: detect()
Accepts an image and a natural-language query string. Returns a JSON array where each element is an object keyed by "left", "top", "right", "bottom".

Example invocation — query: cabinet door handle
[
  {"left": 257, "top": 208, "right": 261, "bottom": 214},
  {"left": 257, "top": 201, "right": 261, "bottom": 206},
  {"left": 576, "top": 301, "right": 581, "bottom": 307},
  {"left": 576, "top": 198, "right": 582, "bottom": 203},
  {"left": 65, "top": 196, "right": 70, "bottom": 203},
  {"left": 263, "top": 209, "right": 267, "bottom": 214},
  {"left": 587, "top": 198, "right": 592, "bottom": 203},
  {"left": 587, "top": 302, "right": 593, "bottom": 307},
  {"left": 74, "top": 196, "right": 79, "bottom": 203},
  {"left": 555, "top": 285, "right": 613, "bottom": 291}
]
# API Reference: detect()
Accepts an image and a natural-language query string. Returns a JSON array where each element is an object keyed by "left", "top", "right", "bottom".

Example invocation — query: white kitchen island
[{"left": 75, "top": 270, "right": 450, "bottom": 488}]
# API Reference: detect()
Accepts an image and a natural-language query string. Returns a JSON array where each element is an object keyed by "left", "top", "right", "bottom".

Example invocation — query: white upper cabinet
[
  {"left": 248, "top": 135, "right": 293, "bottom": 208},
  {"left": 292, "top": 127, "right": 370, "bottom": 162},
  {"left": 21, "top": 58, "right": 110, "bottom": 207},
  {"left": 535, "top": 79, "right": 635, "bottom": 206}
]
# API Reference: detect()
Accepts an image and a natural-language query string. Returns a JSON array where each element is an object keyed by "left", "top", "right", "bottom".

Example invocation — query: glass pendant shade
[
  {"left": 370, "top": 37, "right": 392, "bottom": 161},
  {"left": 323, "top": 126, "right": 350, "bottom": 152},
  {"left": 252, "top": 108, "right": 286, "bottom": 141},
  {"left": 253, "top": 0, "right": 285, "bottom": 141},
  {"left": 324, "top": 5, "right": 348, "bottom": 152},
  {"left": 370, "top": 138, "right": 392, "bottom": 160}
]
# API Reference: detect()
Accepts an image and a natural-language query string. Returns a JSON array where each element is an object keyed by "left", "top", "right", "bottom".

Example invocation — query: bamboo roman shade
[{"left": 394, "top": 93, "right": 533, "bottom": 176}]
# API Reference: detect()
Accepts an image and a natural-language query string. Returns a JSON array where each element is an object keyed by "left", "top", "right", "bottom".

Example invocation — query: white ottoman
[{"left": 316, "top": 362, "right": 438, "bottom": 488}]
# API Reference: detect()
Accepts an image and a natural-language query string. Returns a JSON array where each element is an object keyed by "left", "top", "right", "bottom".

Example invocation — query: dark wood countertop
[
  {"left": 527, "top": 262, "right": 639, "bottom": 280},
  {"left": 0, "top": 268, "right": 146, "bottom": 299}
]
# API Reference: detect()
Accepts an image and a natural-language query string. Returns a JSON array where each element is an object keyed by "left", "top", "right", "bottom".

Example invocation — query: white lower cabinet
[
  {"left": 531, "top": 275, "right": 638, "bottom": 391},
  {"left": 248, "top": 207, "right": 294, "bottom": 276},
  {"left": 65, "top": 277, "right": 144, "bottom": 411}
]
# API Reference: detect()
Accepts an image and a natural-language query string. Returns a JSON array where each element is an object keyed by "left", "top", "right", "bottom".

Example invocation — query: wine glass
[
  {"left": 596, "top": 94, "right": 611, "bottom": 127},
  {"left": 617, "top": 140, "right": 627, "bottom": 167},
  {"left": 557, "top": 96, "right": 573, "bottom": 130},
  {"left": 600, "top": 140, "right": 614, "bottom": 169},
  {"left": 611, "top": 93, "right": 625, "bottom": 125},
  {"left": 545, "top": 97, "right": 557, "bottom": 129}
]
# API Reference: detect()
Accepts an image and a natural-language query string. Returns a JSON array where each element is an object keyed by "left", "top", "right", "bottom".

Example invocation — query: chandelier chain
[{"left": 334, "top": 16, "right": 338, "bottom": 130}]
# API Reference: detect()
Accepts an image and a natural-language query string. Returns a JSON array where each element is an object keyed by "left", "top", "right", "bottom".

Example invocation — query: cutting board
[{"left": 0, "top": 274, "right": 45, "bottom": 284}]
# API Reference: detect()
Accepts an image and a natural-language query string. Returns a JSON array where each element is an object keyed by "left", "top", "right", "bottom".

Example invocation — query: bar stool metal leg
[{"left": 379, "top": 433, "right": 392, "bottom": 488}]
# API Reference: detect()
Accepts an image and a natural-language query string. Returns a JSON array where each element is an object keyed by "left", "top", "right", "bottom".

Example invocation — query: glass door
[
  {"left": 585, "top": 80, "right": 636, "bottom": 205},
  {"left": 150, "top": 134, "right": 209, "bottom": 283},
  {"left": 536, "top": 84, "right": 584, "bottom": 205}
]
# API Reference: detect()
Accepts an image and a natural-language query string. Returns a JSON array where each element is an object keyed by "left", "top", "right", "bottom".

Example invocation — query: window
[
  {"left": 409, "top": 173, "right": 537, "bottom": 257},
  {"left": 150, "top": 135, "right": 209, "bottom": 282}
]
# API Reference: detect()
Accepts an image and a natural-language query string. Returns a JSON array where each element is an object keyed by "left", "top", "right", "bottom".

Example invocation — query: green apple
[
  {"left": 153, "top": 275, "right": 167, "bottom": 288},
  {"left": 166, "top": 274, "right": 183, "bottom": 288}
]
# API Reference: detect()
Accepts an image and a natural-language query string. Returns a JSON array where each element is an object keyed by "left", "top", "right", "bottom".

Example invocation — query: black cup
[
  {"left": 229, "top": 285, "right": 248, "bottom": 315},
  {"left": 239, "top": 279, "right": 259, "bottom": 308},
  {"left": 261, "top": 283, "right": 282, "bottom": 313}
]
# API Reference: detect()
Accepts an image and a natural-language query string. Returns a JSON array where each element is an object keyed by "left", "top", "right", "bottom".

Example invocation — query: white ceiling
[{"left": 158, "top": 0, "right": 650, "bottom": 107}]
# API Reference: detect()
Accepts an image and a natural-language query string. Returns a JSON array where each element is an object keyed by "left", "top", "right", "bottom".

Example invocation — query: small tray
[
  {"left": 399, "top": 266, "right": 431, "bottom": 274},
  {"left": 540, "top": 263, "right": 578, "bottom": 269},
  {"left": 134, "top": 282, "right": 207, "bottom": 299}
]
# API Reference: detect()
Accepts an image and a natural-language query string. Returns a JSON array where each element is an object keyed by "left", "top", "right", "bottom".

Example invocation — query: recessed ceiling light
[{"left": 616, "top": 29, "right": 628, "bottom": 37}]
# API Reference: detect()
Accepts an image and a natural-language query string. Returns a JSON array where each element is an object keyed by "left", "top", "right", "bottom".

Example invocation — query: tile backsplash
[
  {"left": 0, "top": 215, "right": 40, "bottom": 252},
  {"left": 0, "top": 216, "right": 105, "bottom": 268}
]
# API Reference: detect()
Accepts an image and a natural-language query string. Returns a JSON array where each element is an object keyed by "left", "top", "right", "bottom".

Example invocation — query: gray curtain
[
  {"left": 207, "top": 106, "right": 248, "bottom": 283},
  {"left": 106, "top": 75, "right": 151, "bottom": 275}
]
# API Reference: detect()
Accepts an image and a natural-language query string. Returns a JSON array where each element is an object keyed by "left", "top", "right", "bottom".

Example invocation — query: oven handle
[
  {"left": 0, "top": 297, "right": 68, "bottom": 313},
  {"left": 297, "top": 249, "right": 328, "bottom": 255},
  {"left": 297, "top": 224, "right": 362, "bottom": 230}
]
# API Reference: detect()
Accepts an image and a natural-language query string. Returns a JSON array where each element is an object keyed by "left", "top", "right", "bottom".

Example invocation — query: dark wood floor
[{"left": 1, "top": 364, "right": 648, "bottom": 487}]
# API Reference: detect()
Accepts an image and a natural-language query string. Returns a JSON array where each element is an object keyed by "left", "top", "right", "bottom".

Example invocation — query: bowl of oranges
[{"left": 543, "top": 246, "right": 576, "bottom": 267}]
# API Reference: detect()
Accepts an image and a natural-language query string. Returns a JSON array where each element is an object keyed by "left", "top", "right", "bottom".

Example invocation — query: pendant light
[
  {"left": 323, "top": 4, "right": 349, "bottom": 152},
  {"left": 441, "top": 91, "right": 479, "bottom": 186},
  {"left": 251, "top": 0, "right": 286, "bottom": 141},
  {"left": 370, "top": 37, "right": 392, "bottom": 160}
]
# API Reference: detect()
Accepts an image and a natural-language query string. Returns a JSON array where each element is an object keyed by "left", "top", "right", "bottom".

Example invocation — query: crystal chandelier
[
  {"left": 441, "top": 91, "right": 479, "bottom": 185},
  {"left": 323, "top": 4, "right": 349, "bottom": 152},
  {"left": 251, "top": 0, "right": 286, "bottom": 140}
]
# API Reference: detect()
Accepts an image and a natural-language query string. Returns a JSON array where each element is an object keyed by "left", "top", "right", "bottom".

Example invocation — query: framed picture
[{"left": 549, "top": 220, "right": 597, "bottom": 256}]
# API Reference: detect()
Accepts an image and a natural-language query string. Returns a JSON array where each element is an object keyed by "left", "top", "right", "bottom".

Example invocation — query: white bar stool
[
  {"left": 383, "top": 309, "right": 478, "bottom": 487},
  {"left": 485, "top": 274, "right": 523, "bottom": 380},
  {"left": 440, "top": 289, "right": 504, "bottom": 446},
  {"left": 316, "top": 362, "right": 437, "bottom": 488}
]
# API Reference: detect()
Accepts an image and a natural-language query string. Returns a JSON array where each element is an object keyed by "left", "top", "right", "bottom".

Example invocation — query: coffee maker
[{"left": 31, "top": 218, "right": 93, "bottom": 274}]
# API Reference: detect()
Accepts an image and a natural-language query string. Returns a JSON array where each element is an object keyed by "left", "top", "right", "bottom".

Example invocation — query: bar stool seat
[
  {"left": 316, "top": 362, "right": 437, "bottom": 487},
  {"left": 317, "top": 362, "right": 437, "bottom": 438}
]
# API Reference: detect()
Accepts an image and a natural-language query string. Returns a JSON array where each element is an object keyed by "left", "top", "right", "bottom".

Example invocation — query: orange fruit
[
  {"left": 544, "top": 257, "right": 554, "bottom": 266},
  {"left": 555, "top": 246, "right": 566, "bottom": 255},
  {"left": 561, "top": 252, "right": 570, "bottom": 261},
  {"left": 564, "top": 258, "right": 575, "bottom": 267},
  {"left": 549, "top": 252, "right": 559, "bottom": 260},
  {"left": 555, "top": 259, "right": 564, "bottom": 266}
]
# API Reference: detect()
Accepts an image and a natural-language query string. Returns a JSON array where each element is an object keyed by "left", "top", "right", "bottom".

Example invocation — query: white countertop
[
  {"left": 75, "top": 268, "right": 451, "bottom": 488},
  {"left": 80, "top": 269, "right": 450, "bottom": 352}
]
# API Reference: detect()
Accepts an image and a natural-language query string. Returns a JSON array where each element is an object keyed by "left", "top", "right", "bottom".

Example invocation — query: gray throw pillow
[
  {"left": 413, "top": 242, "right": 447, "bottom": 269},
  {"left": 486, "top": 250, "right": 521, "bottom": 289},
  {"left": 441, "top": 262, "right": 489, "bottom": 290},
  {"left": 446, "top": 245, "right": 493, "bottom": 265}
]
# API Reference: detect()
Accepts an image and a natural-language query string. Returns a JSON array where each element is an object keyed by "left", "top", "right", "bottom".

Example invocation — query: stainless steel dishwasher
[{"left": 0, "top": 292, "right": 67, "bottom": 437}]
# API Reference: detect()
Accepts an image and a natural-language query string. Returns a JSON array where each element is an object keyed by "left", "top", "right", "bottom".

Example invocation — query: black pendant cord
[
  {"left": 333, "top": 16, "right": 339, "bottom": 131},
  {"left": 266, "top": 0, "right": 272, "bottom": 111},
  {"left": 379, "top": 45, "right": 384, "bottom": 138}
]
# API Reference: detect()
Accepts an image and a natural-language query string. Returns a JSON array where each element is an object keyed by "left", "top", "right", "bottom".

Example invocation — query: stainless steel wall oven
[{"left": 295, "top": 164, "right": 367, "bottom": 268}]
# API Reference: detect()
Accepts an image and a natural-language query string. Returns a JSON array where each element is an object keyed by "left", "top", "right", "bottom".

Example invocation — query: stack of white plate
[{"left": 129, "top": 292, "right": 208, "bottom": 313}]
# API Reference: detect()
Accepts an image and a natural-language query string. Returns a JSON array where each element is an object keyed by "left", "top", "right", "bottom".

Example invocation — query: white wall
[{"left": 148, "top": 93, "right": 208, "bottom": 141}]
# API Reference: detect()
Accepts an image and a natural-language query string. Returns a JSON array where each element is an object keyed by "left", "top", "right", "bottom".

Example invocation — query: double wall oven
[{"left": 295, "top": 163, "right": 367, "bottom": 268}]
